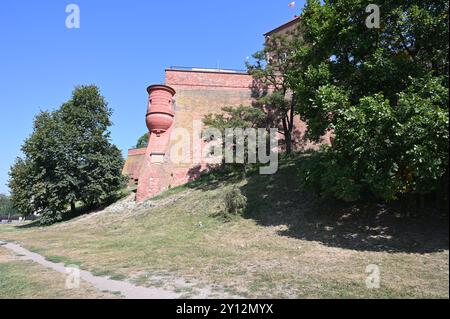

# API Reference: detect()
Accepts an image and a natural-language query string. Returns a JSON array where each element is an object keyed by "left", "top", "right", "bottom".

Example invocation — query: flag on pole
[{"left": 288, "top": 1, "right": 296, "bottom": 7}]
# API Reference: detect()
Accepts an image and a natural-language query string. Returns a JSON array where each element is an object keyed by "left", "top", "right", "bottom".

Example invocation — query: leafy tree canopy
[
  {"left": 291, "top": 0, "right": 449, "bottom": 204},
  {"left": 135, "top": 133, "right": 149, "bottom": 149},
  {"left": 0, "top": 194, "right": 17, "bottom": 216},
  {"left": 9, "top": 85, "right": 127, "bottom": 225}
]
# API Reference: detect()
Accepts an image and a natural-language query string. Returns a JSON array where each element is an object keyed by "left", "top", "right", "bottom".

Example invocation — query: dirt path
[{"left": 0, "top": 241, "right": 180, "bottom": 299}]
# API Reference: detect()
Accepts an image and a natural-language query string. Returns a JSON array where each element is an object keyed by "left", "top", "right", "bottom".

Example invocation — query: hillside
[{"left": 1, "top": 158, "right": 448, "bottom": 298}]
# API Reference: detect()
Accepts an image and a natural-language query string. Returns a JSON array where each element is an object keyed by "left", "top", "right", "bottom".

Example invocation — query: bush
[
  {"left": 220, "top": 186, "right": 247, "bottom": 220},
  {"left": 38, "top": 210, "right": 63, "bottom": 226}
]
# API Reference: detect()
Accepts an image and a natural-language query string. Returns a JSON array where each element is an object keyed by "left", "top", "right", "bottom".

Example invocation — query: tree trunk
[
  {"left": 285, "top": 128, "right": 293, "bottom": 155},
  {"left": 70, "top": 201, "right": 76, "bottom": 214},
  {"left": 286, "top": 93, "right": 296, "bottom": 155},
  {"left": 282, "top": 117, "right": 293, "bottom": 155}
]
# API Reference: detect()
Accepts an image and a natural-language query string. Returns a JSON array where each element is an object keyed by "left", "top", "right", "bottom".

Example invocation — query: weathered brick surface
[
  {"left": 166, "top": 69, "right": 254, "bottom": 89},
  {"left": 122, "top": 148, "right": 146, "bottom": 185},
  {"left": 127, "top": 148, "right": 146, "bottom": 156}
]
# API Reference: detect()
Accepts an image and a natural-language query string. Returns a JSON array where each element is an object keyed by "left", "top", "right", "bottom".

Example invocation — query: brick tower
[{"left": 136, "top": 85, "right": 176, "bottom": 202}]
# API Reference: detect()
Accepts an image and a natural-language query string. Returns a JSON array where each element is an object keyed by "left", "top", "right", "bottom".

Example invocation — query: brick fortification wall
[
  {"left": 159, "top": 69, "right": 256, "bottom": 196},
  {"left": 166, "top": 69, "right": 254, "bottom": 123},
  {"left": 123, "top": 69, "right": 330, "bottom": 201}
]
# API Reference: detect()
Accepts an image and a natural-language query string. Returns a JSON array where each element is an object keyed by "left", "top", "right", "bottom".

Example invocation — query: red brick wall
[
  {"left": 122, "top": 148, "right": 147, "bottom": 184},
  {"left": 159, "top": 70, "right": 257, "bottom": 192},
  {"left": 166, "top": 69, "right": 254, "bottom": 89},
  {"left": 128, "top": 148, "right": 146, "bottom": 156},
  {"left": 129, "top": 69, "right": 331, "bottom": 201}
]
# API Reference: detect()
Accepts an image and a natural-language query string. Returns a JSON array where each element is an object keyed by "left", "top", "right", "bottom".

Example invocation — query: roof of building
[
  {"left": 264, "top": 15, "right": 301, "bottom": 37},
  {"left": 166, "top": 66, "right": 248, "bottom": 75}
]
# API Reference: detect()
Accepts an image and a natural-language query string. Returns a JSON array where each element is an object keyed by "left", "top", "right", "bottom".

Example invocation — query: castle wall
[
  {"left": 122, "top": 148, "right": 146, "bottom": 187},
  {"left": 160, "top": 69, "right": 257, "bottom": 193},
  {"left": 123, "top": 68, "right": 330, "bottom": 202}
]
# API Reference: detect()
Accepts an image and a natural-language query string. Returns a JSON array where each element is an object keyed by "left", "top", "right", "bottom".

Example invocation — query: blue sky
[{"left": 0, "top": 0, "right": 304, "bottom": 194}]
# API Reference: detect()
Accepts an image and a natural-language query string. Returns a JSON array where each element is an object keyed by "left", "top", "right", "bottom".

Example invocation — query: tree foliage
[
  {"left": 292, "top": 0, "right": 449, "bottom": 206},
  {"left": 8, "top": 85, "right": 126, "bottom": 224},
  {"left": 247, "top": 27, "right": 303, "bottom": 154},
  {"left": 203, "top": 106, "right": 266, "bottom": 132},
  {"left": 203, "top": 105, "right": 267, "bottom": 174},
  {"left": 135, "top": 133, "right": 149, "bottom": 149},
  {"left": 221, "top": 186, "right": 247, "bottom": 220},
  {"left": 0, "top": 194, "right": 17, "bottom": 216}
]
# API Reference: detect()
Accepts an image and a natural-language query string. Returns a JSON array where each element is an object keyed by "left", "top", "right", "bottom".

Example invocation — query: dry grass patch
[{"left": 0, "top": 247, "right": 119, "bottom": 299}]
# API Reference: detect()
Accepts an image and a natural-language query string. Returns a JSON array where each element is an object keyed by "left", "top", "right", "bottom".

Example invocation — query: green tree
[
  {"left": 10, "top": 111, "right": 67, "bottom": 223},
  {"left": 9, "top": 85, "right": 126, "bottom": 224},
  {"left": 57, "top": 86, "right": 126, "bottom": 210},
  {"left": 292, "top": 0, "right": 449, "bottom": 209},
  {"left": 247, "top": 27, "right": 303, "bottom": 154},
  {"left": 0, "top": 194, "right": 17, "bottom": 216},
  {"left": 203, "top": 105, "right": 266, "bottom": 173},
  {"left": 8, "top": 158, "right": 35, "bottom": 217},
  {"left": 135, "top": 133, "right": 149, "bottom": 148}
]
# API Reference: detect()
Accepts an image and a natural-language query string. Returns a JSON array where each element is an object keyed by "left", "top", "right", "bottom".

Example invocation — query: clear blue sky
[{"left": 0, "top": 0, "right": 304, "bottom": 194}]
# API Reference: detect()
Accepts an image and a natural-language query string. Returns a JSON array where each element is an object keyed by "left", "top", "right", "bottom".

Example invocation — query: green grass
[
  {"left": 92, "top": 269, "right": 117, "bottom": 277},
  {"left": 150, "top": 184, "right": 189, "bottom": 201},
  {"left": 46, "top": 255, "right": 83, "bottom": 267},
  {"left": 0, "top": 262, "right": 45, "bottom": 298},
  {"left": 0, "top": 248, "right": 119, "bottom": 299},
  {"left": 149, "top": 171, "right": 229, "bottom": 201},
  {"left": 109, "top": 274, "right": 127, "bottom": 281},
  {"left": 0, "top": 157, "right": 448, "bottom": 298}
]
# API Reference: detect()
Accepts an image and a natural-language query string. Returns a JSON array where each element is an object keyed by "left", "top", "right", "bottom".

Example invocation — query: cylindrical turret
[{"left": 146, "top": 85, "right": 176, "bottom": 136}]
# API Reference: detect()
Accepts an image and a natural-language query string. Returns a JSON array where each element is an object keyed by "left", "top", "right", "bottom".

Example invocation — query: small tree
[
  {"left": 135, "top": 133, "right": 149, "bottom": 148},
  {"left": 247, "top": 28, "right": 302, "bottom": 154},
  {"left": 221, "top": 186, "right": 247, "bottom": 220},
  {"left": 203, "top": 105, "right": 266, "bottom": 174}
]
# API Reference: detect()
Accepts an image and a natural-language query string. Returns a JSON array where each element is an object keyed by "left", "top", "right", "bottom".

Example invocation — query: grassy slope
[{"left": 0, "top": 158, "right": 448, "bottom": 298}]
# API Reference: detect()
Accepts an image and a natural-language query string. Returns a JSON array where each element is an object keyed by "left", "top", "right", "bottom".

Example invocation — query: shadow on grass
[
  {"left": 240, "top": 157, "right": 449, "bottom": 254},
  {"left": 185, "top": 165, "right": 247, "bottom": 192},
  {"left": 15, "top": 220, "right": 41, "bottom": 229},
  {"left": 15, "top": 191, "right": 130, "bottom": 229}
]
